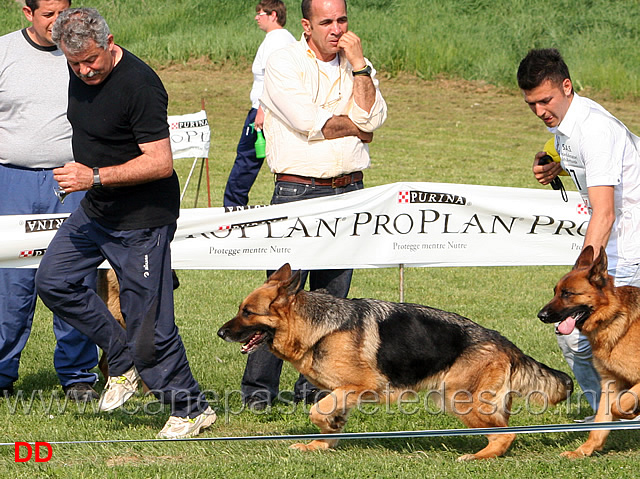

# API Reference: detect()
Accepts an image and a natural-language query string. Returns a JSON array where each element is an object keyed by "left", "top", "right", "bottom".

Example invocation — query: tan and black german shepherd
[
  {"left": 96, "top": 269, "right": 125, "bottom": 381},
  {"left": 218, "top": 263, "right": 573, "bottom": 460},
  {"left": 538, "top": 245, "right": 640, "bottom": 458}
]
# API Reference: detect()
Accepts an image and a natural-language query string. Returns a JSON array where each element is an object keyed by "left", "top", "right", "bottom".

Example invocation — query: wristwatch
[
  {"left": 92, "top": 167, "right": 102, "bottom": 188},
  {"left": 352, "top": 65, "right": 372, "bottom": 77}
]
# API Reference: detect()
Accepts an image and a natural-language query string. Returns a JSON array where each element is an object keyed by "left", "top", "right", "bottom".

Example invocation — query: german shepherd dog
[
  {"left": 96, "top": 269, "right": 125, "bottom": 382},
  {"left": 218, "top": 264, "right": 573, "bottom": 460},
  {"left": 538, "top": 245, "right": 640, "bottom": 458}
]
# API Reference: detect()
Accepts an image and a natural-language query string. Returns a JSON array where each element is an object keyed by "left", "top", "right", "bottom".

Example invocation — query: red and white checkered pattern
[
  {"left": 576, "top": 202, "right": 590, "bottom": 215},
  {"left": 19, "top": 251, "right": 33, "bottom": 258},
  {"left": 398, "top": 191, "right": 410, "bottom": 204}
]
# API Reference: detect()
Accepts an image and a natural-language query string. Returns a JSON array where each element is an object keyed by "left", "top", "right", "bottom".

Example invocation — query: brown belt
[{"left": 275, "top": 171, "right": 363, "bottom": 188}]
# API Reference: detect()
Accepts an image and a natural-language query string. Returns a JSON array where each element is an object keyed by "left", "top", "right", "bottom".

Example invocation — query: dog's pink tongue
[{"left": 557, "top": 316, "right": 577, "bottom": 335}]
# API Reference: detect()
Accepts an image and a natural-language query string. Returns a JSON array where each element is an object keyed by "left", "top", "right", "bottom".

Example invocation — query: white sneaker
[
  {"left": 99, "top": 366, "right": 140, "bottom": 411},
  {"left": 157, "top": 406, "right": 217, "bottom": 439}
]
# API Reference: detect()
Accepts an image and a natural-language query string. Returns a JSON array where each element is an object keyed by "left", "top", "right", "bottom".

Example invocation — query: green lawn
[
  {"left": 2, "top": 67, "right": 640, "bottom": 477},
  {"left": 3, "top": 0, "right": 640, "bottom": 97},
  {"left": 3, "top": 0, "right": 640, "bottom": 475}
]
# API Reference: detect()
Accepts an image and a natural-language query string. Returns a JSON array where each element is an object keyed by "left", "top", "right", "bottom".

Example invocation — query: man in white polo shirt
[
  {"left": 239, "top": 0, "right": 387, "bottom": 410},
  {"left": 518, "top": 48, "right": 640, "bottom": 418}
]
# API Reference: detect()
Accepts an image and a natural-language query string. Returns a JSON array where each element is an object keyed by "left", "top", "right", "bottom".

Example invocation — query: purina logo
[
  {"left": 24, "top": 217, "right": 67, "bottom": 233},
  {"left": 398, "top": 190, "right": 467, "bottom": 205},
  {"left": 576, "top": 202, "right": 590, "bottom": 215},
  {"left": 169, "top": 118, "right": 209, "bottom": 130},
  {"left": 20, "top": 249, "right": 47, "bottom": 258}
]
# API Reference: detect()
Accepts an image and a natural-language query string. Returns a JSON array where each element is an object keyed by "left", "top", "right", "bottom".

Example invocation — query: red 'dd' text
[{"left": 14, "top": 442, "right": 52, "bottom": 463}]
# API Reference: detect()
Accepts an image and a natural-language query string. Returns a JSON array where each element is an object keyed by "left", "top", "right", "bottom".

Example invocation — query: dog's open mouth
[
  {"left": 241, "top": 331, "right": 270, "bottom": 354},
  {"left": 556, "top": 309, "right": 590, "bottom": 335}
]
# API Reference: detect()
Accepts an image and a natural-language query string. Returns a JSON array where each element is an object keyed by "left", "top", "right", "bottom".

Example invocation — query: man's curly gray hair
[{"left": 52, "top": 8, "right": 110, "bottom": 54}]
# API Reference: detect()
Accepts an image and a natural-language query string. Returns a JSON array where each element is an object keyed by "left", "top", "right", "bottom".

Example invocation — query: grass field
[
  {"left": 3, "top": 0, "right": 640, "bottom": 477},
  {"left": 2, "top": 0, "right": 640, "bottom": 97},
  {"left": 3, "top": 66, "right": 640, "bottom": 478}
]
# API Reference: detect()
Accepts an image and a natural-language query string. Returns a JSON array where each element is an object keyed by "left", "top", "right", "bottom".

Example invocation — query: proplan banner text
[{"left": 1, "top": 182, "right": 588, "bottom": 270}]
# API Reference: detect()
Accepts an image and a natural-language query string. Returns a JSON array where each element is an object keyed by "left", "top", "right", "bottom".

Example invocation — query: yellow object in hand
[{"left": 543, "top": 137, "right": 568, "bottom": 176}]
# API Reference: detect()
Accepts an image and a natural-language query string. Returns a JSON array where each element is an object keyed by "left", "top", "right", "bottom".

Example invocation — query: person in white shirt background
[{"left": 223, "top": 0, "right": 295, "bottom": 207}]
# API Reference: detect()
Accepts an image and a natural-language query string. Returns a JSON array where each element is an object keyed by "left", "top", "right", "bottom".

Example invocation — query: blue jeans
[
  {"left": 241, "top": 179, "right": 363, "bottom": 402},
  {"left": 223, "top": 108, "right": 262, "bottom": 207},
  {"left": 557, "top": 262, "right": 640, "bottom": 412},
  {"left": 35, "top": 207, "right": 209, "bottom": 417},
  {"left": 0, "top": 164, "right": 97, "bottom": 388}
]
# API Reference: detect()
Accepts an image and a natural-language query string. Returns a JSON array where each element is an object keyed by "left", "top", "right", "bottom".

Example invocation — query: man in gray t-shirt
[{"left": 0, "top": 0, "right": 98, "bottom": 401}]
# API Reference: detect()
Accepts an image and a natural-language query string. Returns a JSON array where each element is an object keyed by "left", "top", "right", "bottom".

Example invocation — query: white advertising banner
[
  {"left": 167, "top": 110, "right": 210, "bottom": 160},
  {"left": 0, "top": 182, "right": 588, "bottom": 270}
]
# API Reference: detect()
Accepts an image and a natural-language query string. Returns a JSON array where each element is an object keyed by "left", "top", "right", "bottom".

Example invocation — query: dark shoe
[
  {"left": 295, "top": 388, "right": 329, "bottom": 405},
  {"left": 63, "top": 382, "right": 99, "bottom": 402},
  {"left": 244, "top": 395, "right": 271, "bottom": 411},
  {"left": 171, "top": 270, "right": 180, "bottom": 290},
  {"left": 0, "top": 384, "right": 14, "bottom": 397}
]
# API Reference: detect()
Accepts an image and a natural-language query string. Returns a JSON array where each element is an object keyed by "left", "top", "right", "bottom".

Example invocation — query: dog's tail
[{"left": 509, "top": 351, "right": 574, "bottom": 405}]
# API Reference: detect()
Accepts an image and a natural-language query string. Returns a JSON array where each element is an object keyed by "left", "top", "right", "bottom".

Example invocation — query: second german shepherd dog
[
  {"left": 538, "top": 245, "right": 640, "bottom": 458},
  {"left": 218, "top": 264, "right": 573, "bottom": 460}
]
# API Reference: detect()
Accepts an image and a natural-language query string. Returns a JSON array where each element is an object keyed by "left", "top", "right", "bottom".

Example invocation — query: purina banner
[
  {"left": 0, "top": 182, "right": 588, "bottom": 270},
  {"left": 167, "top": 110, "right": 210, "bottom": 160}
]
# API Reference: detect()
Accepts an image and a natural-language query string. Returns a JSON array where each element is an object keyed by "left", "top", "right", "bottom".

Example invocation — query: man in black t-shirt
[{"left": 35, "top": 8, "right": 216, "bottom": 439}]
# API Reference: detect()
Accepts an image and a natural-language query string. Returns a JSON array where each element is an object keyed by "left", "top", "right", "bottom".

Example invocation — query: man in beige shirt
[{"left": 240, "top": 0, "right": 387, "bottom": 410}]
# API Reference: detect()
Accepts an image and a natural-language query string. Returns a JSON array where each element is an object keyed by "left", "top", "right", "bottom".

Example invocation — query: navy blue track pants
[{"left": 36, "top": 207, "right": 208, "bottom": 417}]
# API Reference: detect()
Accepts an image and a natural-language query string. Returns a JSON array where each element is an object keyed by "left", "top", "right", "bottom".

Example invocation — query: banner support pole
[{"left": 399, "top": 264, "right": 405, "bottom": 302}]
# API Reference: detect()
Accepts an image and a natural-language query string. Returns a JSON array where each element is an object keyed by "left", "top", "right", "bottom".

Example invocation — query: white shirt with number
[{"left": 551, "top": 93, "right": 640, "bottom": 271}]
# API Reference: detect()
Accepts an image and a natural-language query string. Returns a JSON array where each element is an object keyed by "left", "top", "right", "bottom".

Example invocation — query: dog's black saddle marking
[{"left": 376, "top": 307, "right": 470, "bottom": 387}]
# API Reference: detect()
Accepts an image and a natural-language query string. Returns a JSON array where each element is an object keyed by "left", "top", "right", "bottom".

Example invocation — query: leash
[{"left": 2, "top": 420, "right": 640, "bottom": 447}]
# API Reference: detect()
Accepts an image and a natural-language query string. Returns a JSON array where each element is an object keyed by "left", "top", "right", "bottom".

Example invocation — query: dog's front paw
[
  {"left": 456, "top": 453, "right": 479, "bottom": 462},
  {"left": 290, "top": 442, "right": 311, "bottom": 451},
  {"left": 290, "top": 440, "right": 332, "bottom": 451},
  {"left": 560, "top": 449, "right": 587, "bottom": 459}
]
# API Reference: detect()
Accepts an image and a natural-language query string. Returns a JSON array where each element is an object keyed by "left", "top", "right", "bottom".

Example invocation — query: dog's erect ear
[
  {"left": 282, "top": 269, "right": 303, "bottom": 297},
  {"left": 573, "top": 245, "right": 595, "bottom": 270},
  {"left": 588, "top": 246, "right": 610, "bottom": 288},
  {"left": 266, "top": 263, "right": 292, "bottom": 283},
  {"left": 267, "top": 264, "right": 302, "bottom": 298},
  {"left": 271, "top": 269, "right": 302, "bottom": 308},
  {"left": 596, "top": 246, "right": 608, "bottom": 271}
]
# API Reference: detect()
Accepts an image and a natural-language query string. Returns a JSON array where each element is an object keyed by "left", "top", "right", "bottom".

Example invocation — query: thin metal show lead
[{"left": 2, "top": 420, "right": 639, "bottom": 447}]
